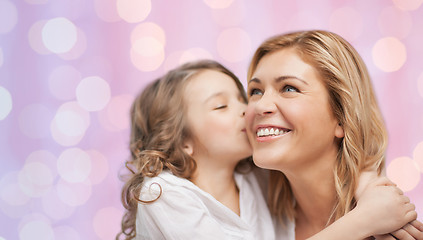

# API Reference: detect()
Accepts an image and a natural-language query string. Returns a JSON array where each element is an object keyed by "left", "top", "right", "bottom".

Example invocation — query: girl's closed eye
[{"left": 214, "top": 104, "right": 227, "bottom": 110}]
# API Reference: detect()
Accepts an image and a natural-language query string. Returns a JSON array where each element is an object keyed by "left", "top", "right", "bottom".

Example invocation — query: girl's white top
[{"left": 135, "top": 170, "right": 282, "bottom": 240}]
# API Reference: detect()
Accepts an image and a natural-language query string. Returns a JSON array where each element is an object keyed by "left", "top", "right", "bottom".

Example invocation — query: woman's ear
[
  {"left": 335, "top": 123, "right": 345, "bottom": 138},
  {"left": 183, "top": 138, "right": 194, "bottom": 156}
]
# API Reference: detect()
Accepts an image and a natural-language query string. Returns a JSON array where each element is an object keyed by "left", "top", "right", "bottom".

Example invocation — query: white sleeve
[{"left": 135, "top": 184, "right": 229, "bottom": 240}]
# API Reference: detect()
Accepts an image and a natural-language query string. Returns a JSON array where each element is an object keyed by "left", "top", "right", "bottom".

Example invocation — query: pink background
[{"left": 0, "top": 0, "right": 422, "bottom": 239}]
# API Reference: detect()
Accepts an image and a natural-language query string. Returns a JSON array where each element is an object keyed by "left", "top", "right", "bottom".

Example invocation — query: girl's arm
[{"left": 307, "top": 176, "right": 422, "bottom": 240}]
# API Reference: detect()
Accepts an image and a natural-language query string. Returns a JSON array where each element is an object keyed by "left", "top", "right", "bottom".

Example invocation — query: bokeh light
[
  {"left": 217, "top": 28, "right": 251, "bottom": 62},
  {"left": 99, "top": 94, "right": 133, "bottom": 132},
  {"left": 58, "top": 28, "right": 87, "bottom": 60},
  {"left": 28, "top": 20, "right": 52, "bottom": 55},
  {"left": 387, "top": 157, "right": 420, "bottom": 192},
  {"left": 42, "top": 17, "right": 77, "bottom": 54},
  {"left": 130, "top": 37, "right": 165, "bottom": 71},
  {"left": 378, "top": 6, "right": 412, "bottom": 39},
  {"left": 56, "top": 179, "right": 92, "bottom": 207},
  {"left": 19, "top": 217, "right": 54, "bottom": 240},
  {"left": 53, "top": 226, "right": 80, "bottom": 240},
  {"left": 94, "top": 0, "right": 121, "bottom": 22},
  {"left": 0, "top": 86, "right": 12, "bottom": 120},
  {"left": 19, "top": 104, "right": 53, "bottom": 139},
  {"left": 76, "top": 76, "right": 111, "bottom": 111},
  {"left": 211, "top": 0, "right": 246, "bottom": 27},
  {"left": 329, "top": 7, "right": 363, "bottom": 42},
  {"left": 392, "top": 0, "right": 423, "bottom": 11},
  {"left": 413, "top": 142, "right": 423, "bottom": 173},
  {"left": 48, "top": 65, "right": 81, "bottom": 101},
  {"left": 50, "top": 101, "right": 90, "bottom": 146},
  {"left": 372, "top": 37, "right": 407, "bottom": 72},
  {"left": 0, "top": 0, "right": 18, "bottom": 34},
  {"left": 93, "top": 207, "right": 123, "bottom": 239},
  {"left": 57, "top": 148, "right": 91, "bottom": 183},
  {"left": 203, "top": 0, "right": 234, "bottom": 9},
  {"left": 0, "top": 172, "right": 31, "bottom": 207},
  {"left": 131, "top": 22, "right": 166, "bottom": 46},
  {"left": 18, "top": 161, "right": 54, "bottom": 198},
  {"left": 86, "top": 150, "right": 109, "bottom": 185},
  {"left": 117, "top": 0, "right": 151, "bottom": 23},
  {"left": 41, "top": 188, "right": 76, "bottom": 220}
]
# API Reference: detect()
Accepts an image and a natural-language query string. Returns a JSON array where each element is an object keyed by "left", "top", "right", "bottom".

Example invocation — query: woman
[{"left": 245, "top": 30, "right": 422, "bottom": 239}]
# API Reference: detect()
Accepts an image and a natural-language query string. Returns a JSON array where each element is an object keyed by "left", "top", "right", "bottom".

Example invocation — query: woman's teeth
[{"left": 256, "top": 127, "right": 289, "bottom": 137}]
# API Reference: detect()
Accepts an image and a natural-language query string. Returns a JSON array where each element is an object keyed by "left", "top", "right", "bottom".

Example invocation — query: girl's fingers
[
  {"left": 410, "top": 219, "right": 423, "bottom": 232},
  {"left": 390, "top": 227, "right": 416, "bottom": 240}
]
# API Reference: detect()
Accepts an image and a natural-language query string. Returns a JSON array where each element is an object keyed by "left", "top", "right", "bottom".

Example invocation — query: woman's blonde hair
[
  {"left": 117, "top": 59, "right": 249, "bottom": 239},
  {"left": 248, "top": 30, "right": 388, "bottom": 223}
]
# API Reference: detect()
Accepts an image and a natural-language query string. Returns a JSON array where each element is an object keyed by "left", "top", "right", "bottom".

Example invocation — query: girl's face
[
  {"left": 184, "top": 70, "right": 251, "bottom": 166},
  {"left": 245, "top": 48, "right": 344, "bottom": 172}
]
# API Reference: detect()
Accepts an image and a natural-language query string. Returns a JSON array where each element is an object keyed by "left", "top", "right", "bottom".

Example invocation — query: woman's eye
[
  {"left": 214, "top": 105, "right": 227, "bottom": 110},
  {"left": 282, "top": 85, "right": 299, "bottom": 93},
  {"left": 249, "top": 88, "right": 263, "bottom": 96}
]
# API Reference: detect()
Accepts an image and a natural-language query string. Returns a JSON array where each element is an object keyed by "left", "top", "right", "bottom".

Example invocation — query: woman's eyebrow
[{"left": 248, "top": 76, "right": 308, "bottom": 85}]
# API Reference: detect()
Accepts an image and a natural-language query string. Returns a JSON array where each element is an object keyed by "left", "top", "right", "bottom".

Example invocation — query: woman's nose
[{"left": 254, "top": 92, "right": 277, "bottom": 116}]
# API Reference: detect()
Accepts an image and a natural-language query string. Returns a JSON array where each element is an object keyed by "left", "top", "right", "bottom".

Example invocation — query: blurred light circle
[
  {"left": 132, "top": 37, "right": 164, "bottom": 57},
  {"left": 57, "top": 148, "right": 91, "bottom": 183},
  {"left": 180, "top": 48, "right": 213, "bottom": 64},
  {"left": 372, "top": 37, "right": 406, "bottom": 72},
  {"left": 211, "top": 0, "right": 246, "bottom": 27},
  {"left": 58, "top": 28, "right": 87, "bottom": 60},
  {"left": 41, "top": 188, "right": 76, "bottom": 220},
  {"left": 217, "top": 28, "right": 251, "bottom": 62},
  {"left": 19, "top": 219, "right": 54, "bottom": 240},
  {"left": 117, "top": 0, "right": 151, "bottom": 23},
  {"left": 105, "top": 94, "right": 133, "bottom": 131},
  {"left": 378, "top": 6, "right": 412, "bottom": 39},
  {"left": 93, "top": 207, "right": 123, "bottom": 239},
  {"left": 28, "top": 20, "right": 51, "bottom": 55},
  {"left": 131, "top": 22, "right": 166, "bottom": 46},
  {"left": 76, "top": 76, "right": 111, "bottom": 111},
  {"left": 0, "top": 0, "right": 18, "bottom": 34},
  {"left": 18, "top": 162, "right": 54, "bottom": 198},
  {"left": 53, "top": 226, "right": 80, "bottom": 240},
  {"left": 24, "top": 0, "right": 49, "bottom": 4},
  {"left": 203, "top": 0, "right": 234, "bottom": 9},
  {"left": 392, "top": 0, "right": 423, "bottom": 11},
  {"left": 42, "top": 17, "right": 77, "bottom": 54},
  {"left": 50, "top": 101, "right": 90, "bottom": 146},
  {"left": 48, "top": 65, "right": 81, "bottom": 100},
  {"left": 413, "top": 141, "right": 423, "bottom": 172},
  {"left": 0, "top": 172, "right": 30, "bottom": 206},
  {"left": 94, "top": 0, "right": 121, "bottom": 22},
  {"left": 19, "top": 104, "right": 53, "bottom": 139},
  {"left": 387, "top": 157, "right": 420, "bottom": 192},
  {"left": 0, "top": 86, "right": 12, "bottom": 120},
  {"left": 130, "top": 47, "right": 164, "bottom": 72},
  {"left": 86, "top": 150, "right": 109, "bottom": 185},
  {"left": 25, "top": 150, "right": 58, "bottom": 180},
  {"left": 53, "top": 107, "right": 88, "bottom": 137},
  {"left": 56, "top": 179, "right": 92, "bottom": 206},
  {"left": 329, "top": 7, "right": 363, "bottom": 42}
]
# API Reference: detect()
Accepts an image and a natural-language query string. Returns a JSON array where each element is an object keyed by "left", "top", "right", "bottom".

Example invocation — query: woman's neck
[
  {"left": 191, "top": 159, "right": 240, "bottom": 215},
  {"left": 283, "top": 158, "right": 337, "bottom": 239}
]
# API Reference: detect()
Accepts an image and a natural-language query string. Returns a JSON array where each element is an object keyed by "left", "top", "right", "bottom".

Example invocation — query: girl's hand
[{"left": 355, "top": 176, "right": 418, "bottom": 236}]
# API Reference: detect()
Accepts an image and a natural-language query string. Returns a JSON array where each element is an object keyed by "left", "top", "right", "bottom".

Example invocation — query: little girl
[{"left": 117, "top": 60, "right": 418, "bottom": 240}]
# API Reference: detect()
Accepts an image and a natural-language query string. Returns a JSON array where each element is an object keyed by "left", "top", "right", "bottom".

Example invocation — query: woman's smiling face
[{"left": 245, "top": 48, "right": 344, "bottom": 172}]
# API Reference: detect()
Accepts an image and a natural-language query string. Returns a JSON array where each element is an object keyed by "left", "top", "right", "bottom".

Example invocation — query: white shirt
[{"left": 135, "top": 170, "right": 276, "bottom": 240}]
